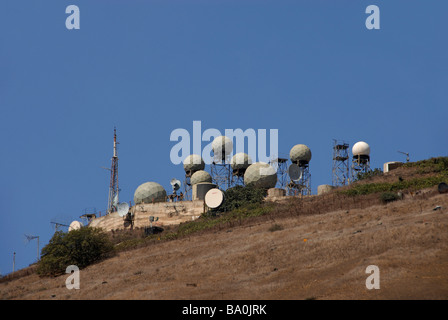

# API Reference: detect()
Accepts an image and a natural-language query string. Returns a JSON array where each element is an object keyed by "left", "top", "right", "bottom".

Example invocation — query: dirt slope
[{"left": 1, "top": 187, "right": 447, "bottom": 300}]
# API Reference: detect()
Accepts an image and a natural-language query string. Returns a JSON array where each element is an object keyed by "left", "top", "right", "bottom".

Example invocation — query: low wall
[{"left": 89, "top": 200, "right": 206, "bottom": 232}]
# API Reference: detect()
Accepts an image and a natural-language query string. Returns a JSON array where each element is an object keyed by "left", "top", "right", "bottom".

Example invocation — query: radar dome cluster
[
  {"left": 244, "top": 162, "right": 277, "bottom": 189},
  {"left": 129, "top": 134, "right": 372, "bottom": 212},
  {"left": 134, "top": 181, "right": 167, "bottom": 204}
]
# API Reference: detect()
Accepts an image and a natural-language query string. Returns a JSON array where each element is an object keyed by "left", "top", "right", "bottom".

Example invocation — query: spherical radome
[
  {"left": 290, "top": 144, "right": 312, "bottom": 164},
  {"left": 134, "top": 182, "right": 167, "bottom": 204},
  {"left": 231, "top": 153, "right": 253, "bottom": 170},
  {"left": 244, "top": 162, "right": 277, "bottom": 189},
  {"left": 190, "top": 170, "right": 212, "bottom": 185},
  {"left": 212, "top": 136, "right": 233, "bottom": 158},
  {"left": 352, "top": 141, "right": 370, "bottom": 156},
  {"left": 183, "top": 154, "right": 205, "bottom": 173}
]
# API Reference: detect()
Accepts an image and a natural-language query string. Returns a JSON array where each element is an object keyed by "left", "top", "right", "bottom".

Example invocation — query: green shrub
[
  {"left": 403, "top": 157, "right": 448, "bottom": 173},
  {"left": 37, "top": 227, "right": 114, "bottom": 276},
  {"left": 354, "top": 168, "right": 383, "bottom": 181},
  {"left": 380, "top": 192, "right": 399, "bottom": 203},
  {"left": 341, "top": 173, "right": 448, "bottom": 197},
  {"left": 210, "top": 185, "right": 267, "bottom": 214}
]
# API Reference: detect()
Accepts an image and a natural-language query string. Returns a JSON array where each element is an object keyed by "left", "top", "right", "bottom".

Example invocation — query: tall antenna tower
[
  {"left": 230, "top": 152, "right": 252, "bottom": 187},
  {"left": 289, "top": 144, "right": 312, "bottom": 196},
  {"left": 270, "top": 156, "right": 289, "bottom": 190},
  {"left": 350, "top": 141, "right": 371, "bottom": 182},
  {"left": 332, "top": 139, "right": 350, "bottom": 186},
  {"left": 210, "top": 155, "right": 232, "bottom": 190},
  {"left": 107, "top": 127, "right": 119, "bottom": 214}
]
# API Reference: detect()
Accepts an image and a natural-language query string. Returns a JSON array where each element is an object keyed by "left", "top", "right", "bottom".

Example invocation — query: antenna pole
[
  {"left": 398, "top": 151, "right": 410, "bottom": 163},
  {"left": 107, "top": 127, "right": 119, "bottom": 214},
  {"left": 13, "top": 252, "right": 16, "bottom": 273}
]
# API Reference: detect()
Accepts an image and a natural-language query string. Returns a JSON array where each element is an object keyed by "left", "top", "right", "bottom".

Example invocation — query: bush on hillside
[
  {"left": 354, "top": 168, "right": 383, "bottom": 181},
  {"left": 210, "top": 185, "right": 267, "bottom": 214},
  {"left": 37, "top": 227, "right": 114, "bottom": 276},
  {"left": 380, "top": 192, "right": 400, "bottom": 204}
]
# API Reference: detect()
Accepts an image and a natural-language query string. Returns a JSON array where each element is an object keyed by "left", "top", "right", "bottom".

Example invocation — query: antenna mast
[
  {"left": 107, "top": 127, "right": 119, "bottom": 214},
  {"left": 398, "top": 151, "right": 410, "bottom": 163}
]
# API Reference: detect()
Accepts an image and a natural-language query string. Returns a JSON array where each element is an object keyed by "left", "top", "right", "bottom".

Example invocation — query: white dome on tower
[
  {"left": 352, "top": 141, "right": 370, "bottom": 156},
  {"left": 230, "top": 153, "right": 252, "bottom": 171},
  {"left": 289, "top": 144, "right": 312, "bottom": 165},
  {"left": 244, "top": 162, "right": 277, "bottom": 189},
  {"left": 183, "top": 154, "right": 205, "bottom": 173},
  {"left": 212, "top": 136, "right": 233, "bottom": 160}
]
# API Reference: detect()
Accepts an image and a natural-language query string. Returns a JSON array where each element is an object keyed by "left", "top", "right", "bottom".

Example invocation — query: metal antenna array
[
  {"left": 50, "top": 221, "right": 69, "bottom": 232},
  {"left": 398, "top": 151, "right": 410, "bottom": 163},
  {"left": 270, "top": 156, "right": 289, "bottom": 190},
  {"left": 210, "top": 154, "right": 233, "bottom": 190},
  {"left": 332, "top": 139, "right": 350, "bottom": 187},
  {"left": 24, "top": 234, "right": 40, "bottom": 262},
  {"left": 231, "top": 168, "right": 245, "bottom": 186},
  {"left": 106, "top": 127, "right": 119, "bottom": 214},
  {"left": 210, "top": 136, "right": 234, "bottom": 190},
  {"left": 298, "top": 165, "right": 311, "bottom": 196}
]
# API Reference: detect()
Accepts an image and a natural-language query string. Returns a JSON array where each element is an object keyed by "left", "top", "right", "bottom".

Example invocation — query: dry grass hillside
[{"left": 1, "top": 158, "right": 448, "bottom": 300}]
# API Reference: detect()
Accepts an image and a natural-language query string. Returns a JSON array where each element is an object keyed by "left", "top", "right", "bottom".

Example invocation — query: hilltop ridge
[{"left": 1, "top": 157, "right": 447, "bottom": 300}]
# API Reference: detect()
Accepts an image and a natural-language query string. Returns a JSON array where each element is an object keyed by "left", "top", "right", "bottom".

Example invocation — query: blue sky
[{"left": 0, "top": 0, "right": 447, "bottom": 275}]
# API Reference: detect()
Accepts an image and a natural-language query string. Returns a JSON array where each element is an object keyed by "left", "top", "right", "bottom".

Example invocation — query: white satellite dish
[
  {"left": 288, "top": 163, "right": 302, "bottom": 183},
  {"left": 170, "top": 178, "right": 181, "bottom": 191},
  {"left": 117, "top": 202, "right": 130, "bottom": 217},
  {"left": 205, "top": 189, "right": 224, "bottom": 209},
  {"left": 68, "top": 221, "right": 83, "bottom": 232}
]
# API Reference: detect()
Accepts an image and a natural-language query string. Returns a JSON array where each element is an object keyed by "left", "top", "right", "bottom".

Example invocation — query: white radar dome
[
  {"left": 230, "top": 153, "right": 253, "bottom": 171},
  {"left": 190, "top": 170, "right": 213, "bottom": 185},
  {"left": 134, "top": 182, "right": 167, "bottom": 204},
  {"left": 244, "top": 162, "right": 277, "bottom": 189},
  {"left": 212, "top": 136, "right": 233, "bottom": 159},
  {"left": 289, "top": 144, "right": 312, "bottom": 165},
  {"left": 352, "top": 141, "right": 370, "bottom": 156},
  {"left": 183, "top": 154, "right": 205, "bottom": 173}
]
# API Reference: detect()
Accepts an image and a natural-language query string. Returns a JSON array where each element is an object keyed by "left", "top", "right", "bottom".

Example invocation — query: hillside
[{"left": 1, "top": 158, "right": 448, "bottom": 300}]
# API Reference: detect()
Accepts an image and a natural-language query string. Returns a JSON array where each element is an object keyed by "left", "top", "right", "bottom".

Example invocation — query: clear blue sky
[{"left": 1, "top": 0, "right": 447, "bottom": 275}]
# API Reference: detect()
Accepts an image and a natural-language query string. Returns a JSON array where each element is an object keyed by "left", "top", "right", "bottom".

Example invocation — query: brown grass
[{"left": 1, "top": 183, "right": 447, "bottom": 300}]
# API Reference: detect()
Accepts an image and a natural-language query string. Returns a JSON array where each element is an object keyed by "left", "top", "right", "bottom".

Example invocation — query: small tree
[{"left": 37, "top": 227, "right": 114, "bottom": 276}]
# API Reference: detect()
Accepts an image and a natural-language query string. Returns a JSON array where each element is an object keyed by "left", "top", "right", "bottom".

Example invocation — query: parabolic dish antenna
[
  {"left": 205, "top": 189, "right": 224, "bottom": 209},
  {"left": 68, "top": 221, "right": 83, "bottom": 232},
  {"left": 288, "top": 163, "right": 302, "bottom": 182},
  {"left": 117, "top": 202, "right": 130, "bottom": 217},
  {"left": 170, "top": 178, "right": 181, "bottom": 191}
]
